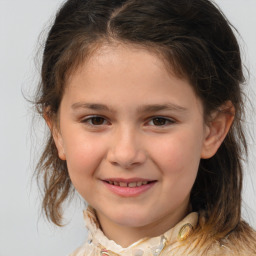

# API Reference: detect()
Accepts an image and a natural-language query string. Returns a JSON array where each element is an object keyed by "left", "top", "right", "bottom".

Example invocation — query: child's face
[{"left": 53, "top": 43, "right": 211, "bottom": 236}]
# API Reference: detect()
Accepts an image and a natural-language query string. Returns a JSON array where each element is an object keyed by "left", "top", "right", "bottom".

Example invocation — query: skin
[{"left": 51, "top": 43, "right": 234, "bottom": 247}]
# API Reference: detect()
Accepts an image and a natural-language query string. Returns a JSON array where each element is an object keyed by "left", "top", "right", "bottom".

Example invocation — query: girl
[{"left": 35, "top": 0, "right": 256, "bottom": 255}]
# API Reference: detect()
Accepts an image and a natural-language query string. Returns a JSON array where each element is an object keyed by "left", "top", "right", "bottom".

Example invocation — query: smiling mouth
[
  {"left": 102, "top": 179, "right": 157, "bottom": 197},
  {"left": 104, "top": 180, "right": 155, "bottom": 187}
]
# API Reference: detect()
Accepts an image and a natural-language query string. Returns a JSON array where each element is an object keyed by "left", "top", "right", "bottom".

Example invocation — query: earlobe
[
  {"left": 44, "top": 111, "right": 66, "bottom": 161},
  {"left": 201, "top": 101, "right": 235, "bottom": 159},
  {"left": 52, "top": 131, "right": 66, "bottom": 161}
]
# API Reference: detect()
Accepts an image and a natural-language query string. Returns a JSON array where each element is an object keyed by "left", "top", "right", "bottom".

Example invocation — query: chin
[{"left": 108, "top": 208, "right": 153, "bottom": 227}]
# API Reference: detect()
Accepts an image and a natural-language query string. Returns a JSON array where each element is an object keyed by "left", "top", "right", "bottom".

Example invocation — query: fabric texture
[{"left": 69, "top": 206, "right": 256, "bottom": 256}]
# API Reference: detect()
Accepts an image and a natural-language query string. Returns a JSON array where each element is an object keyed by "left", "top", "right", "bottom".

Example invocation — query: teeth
[
  {"left": 119, "top": 182, "right": 127, "bottom": 187},
  {"left": 128, "top": 182, "right": 137, "bottom": 188},
  {"left": 108, "top": 181, "right": 150, "bottom": 187}
]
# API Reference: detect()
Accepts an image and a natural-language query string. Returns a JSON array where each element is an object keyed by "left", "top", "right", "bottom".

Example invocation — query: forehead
[
  {"left": 63, "top": 43, "right": 202, "bottom": 114},
  {"left": 67, "top": 42, "right": 183, "bottom": 88}
]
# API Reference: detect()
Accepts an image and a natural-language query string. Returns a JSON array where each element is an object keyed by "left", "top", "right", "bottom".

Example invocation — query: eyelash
[
  {"left": 81, "top": 115, "right": 109, "bottom": 126},
  {"left": 146, "top": 116, "right": 175, "bottom": 127},
  {"left": 81, "top": 115, "right": 175, "bottom": 127}
]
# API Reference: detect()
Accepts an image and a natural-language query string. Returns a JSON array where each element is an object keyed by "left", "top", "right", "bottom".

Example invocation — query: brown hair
[{"left": 35, "top": 0, "right": 250, "bottom": 241}]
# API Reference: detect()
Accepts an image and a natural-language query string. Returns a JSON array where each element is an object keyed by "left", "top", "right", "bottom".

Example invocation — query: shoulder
[
  {"left": 197, "top": 221, "right": 256, "bottom": 255},
  {"left": 219, "top": 221, "right": 256, "bottom": 255},
  {"left": 182, "top": 221, "right": 256, "bottom": 256}
]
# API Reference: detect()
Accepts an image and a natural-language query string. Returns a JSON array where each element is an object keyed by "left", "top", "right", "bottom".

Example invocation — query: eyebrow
[
  {"left": 138, "top": 103, "right": 187, "bottom": 113},
  {"left": 71, "top": 102, "right": 187, "bottom": 113},
  {"left": 71, "top": 103, "right": 114, "bottom": 112}
]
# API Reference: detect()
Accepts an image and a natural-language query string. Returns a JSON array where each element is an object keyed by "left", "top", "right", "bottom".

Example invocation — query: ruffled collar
[{"left": 83, "top": 206, "right": 198, "bottom": 256}]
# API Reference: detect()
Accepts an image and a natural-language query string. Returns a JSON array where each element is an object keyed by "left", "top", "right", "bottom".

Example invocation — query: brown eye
[
  {"left": 90, "top": 117, "right": 106, "bottom": 125},
  {"left": 152, "top": 117, "right": 168, "bottom": 126},
  {"left": 148, "top": 117, "right": 174, "bottom": 126},
  {"left": 82, "top": 116, "right": 108, "bottom": 126}
]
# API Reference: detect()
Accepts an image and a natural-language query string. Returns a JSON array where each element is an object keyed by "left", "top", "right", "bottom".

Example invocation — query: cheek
[
  {"left": 151, "top": 132, "right": 202, "bottom": 170},
  {"left": 149, "top": 133, "right": 201, "bottom": 208},
  {"left": 63, "top": 134, "right": 106, "bottom": 185},
  {"left": 148, "top": 129, "right": 204, "bottom": 198}
]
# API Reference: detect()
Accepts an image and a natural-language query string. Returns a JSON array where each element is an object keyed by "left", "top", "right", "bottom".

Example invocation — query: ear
[
  {"left": 44, "top": 111, "right": 66, "bottom": 161},
  {"left": 201, "top": 101, "right": 235, "bottom": 159}
]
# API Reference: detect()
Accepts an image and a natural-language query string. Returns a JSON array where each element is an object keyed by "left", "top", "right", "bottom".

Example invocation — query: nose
[{"left": 106, "top": 126, "right": 146, "bottom": 169}]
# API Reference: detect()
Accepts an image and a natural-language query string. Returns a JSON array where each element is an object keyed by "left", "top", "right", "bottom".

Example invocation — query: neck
[{"left": 96, "top": 203, "right": 190, "bottom": 248}]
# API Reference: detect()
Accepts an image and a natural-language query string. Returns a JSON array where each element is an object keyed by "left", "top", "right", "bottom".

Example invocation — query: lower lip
[{"left": 103, "top": 181, "right": 156, "bottom": 197}]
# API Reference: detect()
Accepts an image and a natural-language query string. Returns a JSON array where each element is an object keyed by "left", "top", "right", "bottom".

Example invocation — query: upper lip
[{"left": 102, "top": 177, "right": 156, "bottom": 183}]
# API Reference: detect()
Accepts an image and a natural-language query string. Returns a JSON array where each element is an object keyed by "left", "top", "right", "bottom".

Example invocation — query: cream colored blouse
[{"left": 69, "top": 206, "right": 254, "bottom": 256}]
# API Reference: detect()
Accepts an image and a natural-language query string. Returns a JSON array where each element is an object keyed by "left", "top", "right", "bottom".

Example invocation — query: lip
[{"left": 102, "top": 178, "right": 157, "bottom": 197}]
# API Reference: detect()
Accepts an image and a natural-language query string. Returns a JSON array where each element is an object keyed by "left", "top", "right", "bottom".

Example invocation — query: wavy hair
[{"left": 35, "top": 0, "right": 250, "bottom": 242}]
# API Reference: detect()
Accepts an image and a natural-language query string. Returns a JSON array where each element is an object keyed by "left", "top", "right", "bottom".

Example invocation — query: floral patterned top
[{"left": 69, "top": 206, "right": 256, "bottom": 256}]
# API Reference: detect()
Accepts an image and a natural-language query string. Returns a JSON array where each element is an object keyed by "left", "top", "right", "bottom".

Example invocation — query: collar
[{"left": 83, "top": 206, "right": 198, "bottom": 256}]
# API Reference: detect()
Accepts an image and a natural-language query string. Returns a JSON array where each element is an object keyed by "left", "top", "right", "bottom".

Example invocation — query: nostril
[
  {"left": 106, "top": 141, "right": 147, "bottom": 168},
  {"left": 108, "top": 155, "right": 143, "bottom": 169}
]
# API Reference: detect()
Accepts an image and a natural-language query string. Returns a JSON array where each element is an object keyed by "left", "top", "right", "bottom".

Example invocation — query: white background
[{"left": 0, "top": 1, "right": 255, "bottom": 255}]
